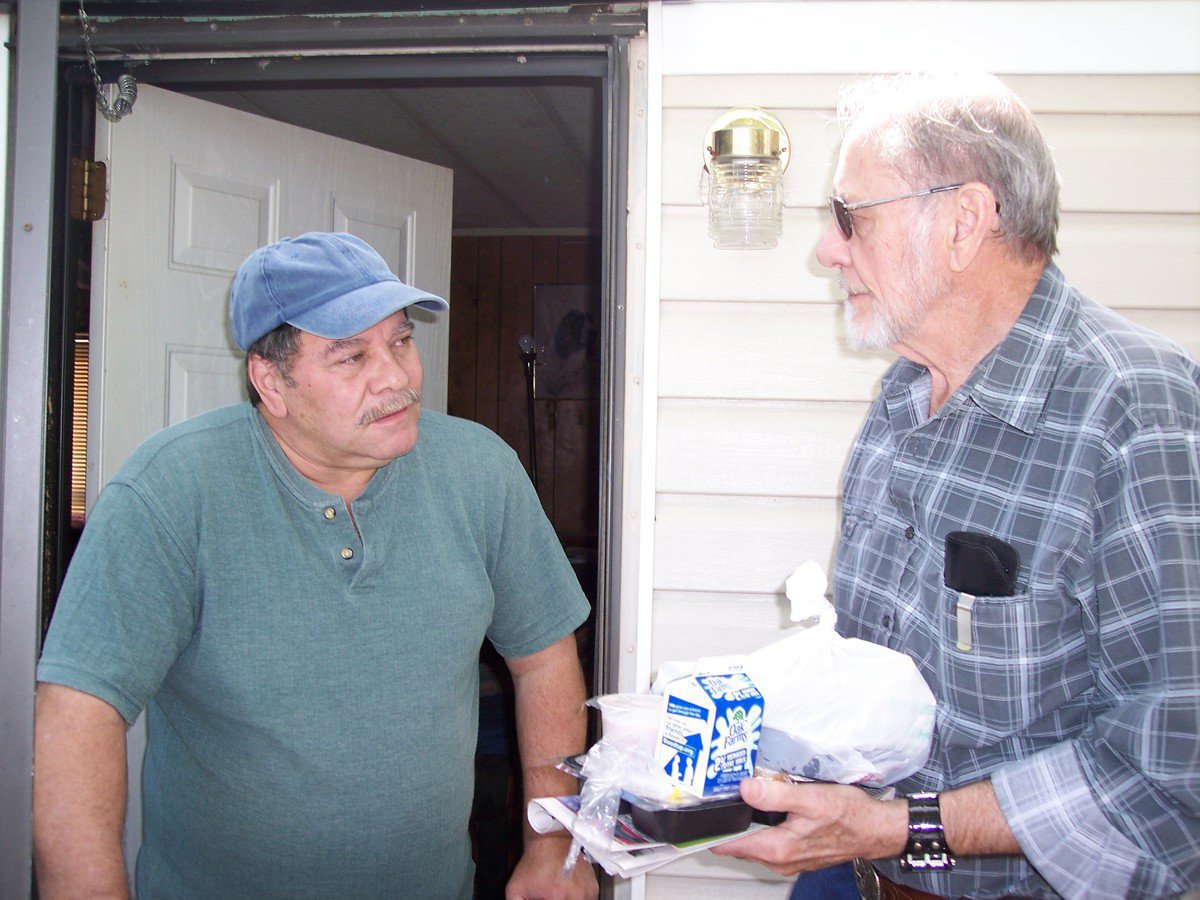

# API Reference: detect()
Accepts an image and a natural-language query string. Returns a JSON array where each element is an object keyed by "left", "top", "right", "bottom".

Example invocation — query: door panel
[
  {"left": 166, "top": 347, "right": 246, "bottom": 427},
  {"left": 169, "top": 164, "right": 278, "bottom": 275}
]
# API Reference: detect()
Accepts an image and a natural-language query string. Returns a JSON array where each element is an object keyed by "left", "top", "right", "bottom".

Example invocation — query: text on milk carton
[{"left": 655, "top": 673, "right": 764, "bottom": 797}]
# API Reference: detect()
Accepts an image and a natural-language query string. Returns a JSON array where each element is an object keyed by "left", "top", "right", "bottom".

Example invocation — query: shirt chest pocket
[
  {"left": 835, "top": 508, "right": 912, "bottom": 604},
  {"left": 936, "top": 586, "right": 1092, "bottom": 746}
]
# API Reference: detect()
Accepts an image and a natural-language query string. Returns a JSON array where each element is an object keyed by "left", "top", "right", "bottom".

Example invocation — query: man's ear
[
  {"left": 947, "top": 182, "right": 998, "bottom": 273},
  {"left": 247, "top": 354, "right": 289, "bottom": 418}
]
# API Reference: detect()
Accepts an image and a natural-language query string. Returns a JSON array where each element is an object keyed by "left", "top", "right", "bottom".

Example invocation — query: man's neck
[
  {"left": 897, "top": 254, "right": 1045, "bottom": 414},
  {"left": 257, "top": 412, "right": 378, "bottom": 504}
]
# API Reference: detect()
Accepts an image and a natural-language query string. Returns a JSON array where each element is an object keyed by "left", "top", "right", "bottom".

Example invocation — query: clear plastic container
[
  {"left": 706, "top": 157, "right": 784, "bottom": 250},
  {"left": 590, "top": 692, "right": 662, "bottom": 744}
]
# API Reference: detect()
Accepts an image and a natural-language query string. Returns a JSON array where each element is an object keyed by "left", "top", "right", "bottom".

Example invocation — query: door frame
[
  {"left": 0, "top": 11, "right": 650, "bottom": 893},
  {"left": 0, "top": 4, "right": 60, "bottom": 897}
]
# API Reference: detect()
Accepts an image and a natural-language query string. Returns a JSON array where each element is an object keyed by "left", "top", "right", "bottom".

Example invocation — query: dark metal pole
[{"left": 518, "top": 336, "right": 538, "bottom": 490}]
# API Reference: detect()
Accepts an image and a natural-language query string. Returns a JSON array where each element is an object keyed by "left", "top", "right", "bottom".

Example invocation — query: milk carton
[{"left": 655, "top": 670, "right": 764, "bottom": 797}]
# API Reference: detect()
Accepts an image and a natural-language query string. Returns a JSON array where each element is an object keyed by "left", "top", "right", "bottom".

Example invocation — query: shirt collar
[
  {"left": 964, "top": 262, "right": 1076, "bottom": 433},
  {"left": 881, "top": 262, "right": 1076, "bottom": 434}
]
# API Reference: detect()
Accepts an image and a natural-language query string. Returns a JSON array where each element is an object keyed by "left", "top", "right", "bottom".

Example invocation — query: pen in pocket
[{"left": 943, "top": 531, "right": 1020, "bottom": 651}]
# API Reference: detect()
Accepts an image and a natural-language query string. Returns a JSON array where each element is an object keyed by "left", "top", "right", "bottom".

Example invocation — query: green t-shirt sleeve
[
  {"left": 484, "top": 453, "right": 590, "bottom": 660},
  {"left": 38, "top": 480, "right": 199, "bottom": 724}
]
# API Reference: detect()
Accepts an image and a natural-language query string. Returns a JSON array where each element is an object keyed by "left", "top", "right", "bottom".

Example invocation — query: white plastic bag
[{"left": 740, "top": 561, "right": 935, "bottom": 786}]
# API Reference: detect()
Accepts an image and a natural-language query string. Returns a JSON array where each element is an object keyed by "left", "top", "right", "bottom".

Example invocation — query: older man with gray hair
[{"left": 716, "top": 73, "right": 1200, "bottom": 899}]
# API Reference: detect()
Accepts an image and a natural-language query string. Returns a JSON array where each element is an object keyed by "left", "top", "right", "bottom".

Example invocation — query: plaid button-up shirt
[{"left": 834, "top": 264, "right": 1200, "bottom": 898}]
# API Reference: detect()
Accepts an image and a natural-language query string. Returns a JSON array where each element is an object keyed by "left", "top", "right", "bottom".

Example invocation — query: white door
[{"left": 88, "top": 84, "right": 453, "bottom": 880}]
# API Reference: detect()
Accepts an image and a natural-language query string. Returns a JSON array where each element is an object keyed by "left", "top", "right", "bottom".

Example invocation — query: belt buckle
[{"left": 853, "top": 858, "right": 881, "bottom": 900}]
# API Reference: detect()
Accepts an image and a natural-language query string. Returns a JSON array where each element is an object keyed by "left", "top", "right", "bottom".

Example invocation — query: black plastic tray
[
  {"left": 621, "top": 793, "right": 785, "bottom": 844},
  {"left": 560, "top": 754, "right": 785, "bottom": 844}
]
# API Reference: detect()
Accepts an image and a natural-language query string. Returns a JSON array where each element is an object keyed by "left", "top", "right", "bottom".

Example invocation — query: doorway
[{"left": 49, "top": 7, "right": 642, "bottom": 896}]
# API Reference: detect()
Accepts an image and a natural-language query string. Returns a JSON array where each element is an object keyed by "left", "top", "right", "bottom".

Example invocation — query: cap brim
[{"left": 286, "top": 279, "right": 448, "bottom": 341}]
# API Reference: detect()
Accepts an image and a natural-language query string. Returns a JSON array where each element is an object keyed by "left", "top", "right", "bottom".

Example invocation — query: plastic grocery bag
[
  {"left": 741, "top": 561, "right": 935, "bottom": 786},
  {"left": 557, "top": 699, "right": 686, "bottom": 875}
]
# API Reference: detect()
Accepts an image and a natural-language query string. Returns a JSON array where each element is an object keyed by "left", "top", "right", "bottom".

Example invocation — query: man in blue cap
[{"left": 33, "top": 233, "right": 598, "bottom": 899}]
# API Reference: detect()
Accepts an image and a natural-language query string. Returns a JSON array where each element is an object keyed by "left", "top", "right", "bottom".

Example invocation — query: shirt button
[
  {"left": 340, "top": 547, "right": 354, "bottom": 560},
  {"left": 324, "top": 507, "right": 336, "bottom": 519},
  {"left": 904, "top": 525, "right": 916, "bottom": 540}
]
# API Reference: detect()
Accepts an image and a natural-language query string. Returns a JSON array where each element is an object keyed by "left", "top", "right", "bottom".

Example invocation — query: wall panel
[
  {"left": 651, "top": 591, "right": 811, "bottom": 670},
  {"left": 497, "top": 237, "right": 535, "bottom": 464},
  {"left": 656, "top": 399, "right": 866, "bottom": 497},
  {"left": 653, "top": 494, "right": 840, "bottom": 594},
  {"left": 660, "top": 207, "right": 833, "bottom": 302},
  {"left": 447, "top": 237, "right": 479, "bottom": 419},
  {"left": 658, "top": 300, "right": 892, "bottom": 402},
  {"left": 471, "top": 238, "right": 503, "bottom": 433},
  {"left": 662, "top": 106, "right": 1200, "bottom": 212},
  {"left": 1057, "top": 214, "right": 1200, "bottom": 310},
  {"left": 1043, "top": 115, "right": 1200, "bottom": 214},
  {"left": 663, "top": 74, "right": 1200, "bottom": 116}
]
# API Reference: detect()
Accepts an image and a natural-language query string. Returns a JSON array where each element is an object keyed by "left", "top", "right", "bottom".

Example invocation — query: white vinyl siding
[{"left": 645, "top": 30, "right": 1200, "bottom": 900}]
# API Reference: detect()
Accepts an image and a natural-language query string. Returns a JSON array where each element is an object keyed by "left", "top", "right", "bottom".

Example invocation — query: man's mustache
[
  {"left": 839, "top": 273, "right": 873, "bottom": 298},
  {"left": 357, "top": 387, "right": 422, "bottom": 427}
]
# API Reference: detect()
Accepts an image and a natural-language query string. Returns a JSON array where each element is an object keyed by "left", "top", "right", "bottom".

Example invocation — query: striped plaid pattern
[{"left": 833, "top": 264, "right": 1200, "bottom": 898}]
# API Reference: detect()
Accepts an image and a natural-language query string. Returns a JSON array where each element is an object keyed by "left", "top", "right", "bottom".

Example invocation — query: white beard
[
  {"left": 843, "top": 288, "right": 898, "bottom": 352},
  {"left": 841, "top": 214, "right": 946, "bottom": 352}
]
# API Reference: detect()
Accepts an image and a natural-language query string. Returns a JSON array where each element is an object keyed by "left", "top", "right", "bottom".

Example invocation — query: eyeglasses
[{"left": 828, "top": 183, "right": 964, "bottom": 239}]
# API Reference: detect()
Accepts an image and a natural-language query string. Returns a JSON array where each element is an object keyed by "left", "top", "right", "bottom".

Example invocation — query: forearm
[
  {"left": 33, "top": 683, "right": 130, "bottom": 899},
  {"left": 939, "top": 779, "right": 1021, "bottom": 857},
  {"left": 503, "top": 633, "right": 600, "bottom": 897},
  {"left": 714, "top": 776, "right": 1022, "bottom": 877},
  {"left": 989, "top": 742, "right": 1181, "bottom": 896},
  {"left": 508, "top": 634, "right": 589, "bottom": 833},
  {"left": 788, "top": 778, "right": 1021, "bottom": 863}
]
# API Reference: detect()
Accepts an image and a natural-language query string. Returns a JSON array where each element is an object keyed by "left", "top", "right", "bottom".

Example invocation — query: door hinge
[{"left": 69, "top": 158, "right": 107, "bottom": 222}]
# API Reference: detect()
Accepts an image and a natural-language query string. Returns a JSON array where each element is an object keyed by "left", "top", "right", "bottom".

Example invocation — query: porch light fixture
[{"left": 703, "top": 108, "right": 790, "bottom": 250}]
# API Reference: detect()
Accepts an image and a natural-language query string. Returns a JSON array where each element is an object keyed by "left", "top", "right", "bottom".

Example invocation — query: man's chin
[
  {"left": 366, "top": 417, "right": 420, "bottom": 462},
  {"left": 844, "top": 307, "right": 893, "bottom": 353}
]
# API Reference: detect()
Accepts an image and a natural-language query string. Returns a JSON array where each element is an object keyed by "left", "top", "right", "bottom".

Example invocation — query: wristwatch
[{"left": 899, "top": 792, "right": 956, "bottom": 871}]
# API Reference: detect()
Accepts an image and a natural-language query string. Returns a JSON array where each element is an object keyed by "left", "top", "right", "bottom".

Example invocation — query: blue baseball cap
[{"left": 229, "top": 232, "right": 448, "bottom": 351}]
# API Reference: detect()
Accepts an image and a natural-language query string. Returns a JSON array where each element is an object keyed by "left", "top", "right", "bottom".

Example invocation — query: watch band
[{"left": 899, "top": 792, "right": 956, "bottom": 871}]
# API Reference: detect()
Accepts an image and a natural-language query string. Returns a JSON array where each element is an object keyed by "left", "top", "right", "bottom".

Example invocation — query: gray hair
[
  {"left": 244, "top": 323, "right": 301, "bottom": 406},
  {"left": 837, "top": 72, "right": 1060, "bottom": 261}
]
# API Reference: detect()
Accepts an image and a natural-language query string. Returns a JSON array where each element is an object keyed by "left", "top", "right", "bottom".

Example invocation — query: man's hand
[
  {"left": 506, "top": 831, "right": 598, "bottom": 900},
  {"left": 710, "top": 778, "right": 908, "bottom": 876}
]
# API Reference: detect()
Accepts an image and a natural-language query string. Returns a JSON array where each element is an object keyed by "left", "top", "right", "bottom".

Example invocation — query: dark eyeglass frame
[{"left": 828, "top": 183, "right": 964, "bottom": 239}]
